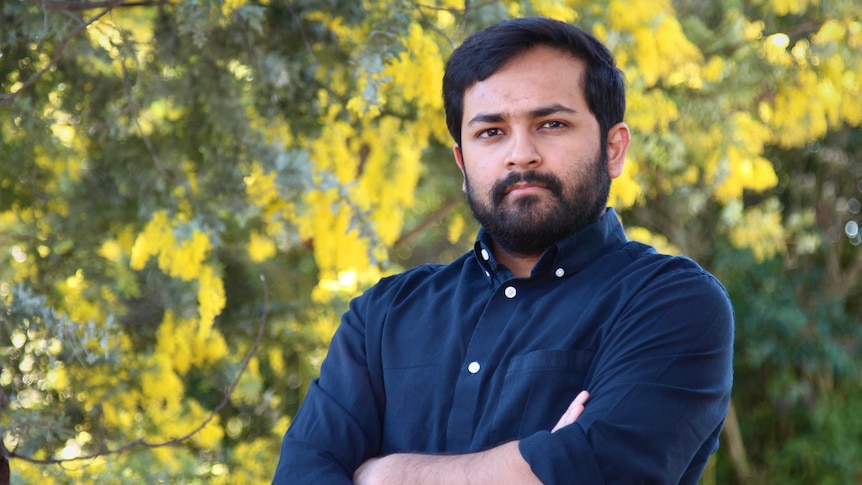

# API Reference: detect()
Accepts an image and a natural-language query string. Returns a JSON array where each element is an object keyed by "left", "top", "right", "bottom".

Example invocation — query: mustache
[{"left": 492, "top": 171, "right": 564, "bottom": 206}]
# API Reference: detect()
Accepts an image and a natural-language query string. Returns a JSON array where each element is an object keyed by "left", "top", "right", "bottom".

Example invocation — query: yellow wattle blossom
[
  {"left": 155, "top": 311, "right": 195, "bottom": 374},
  {"left": 529, "top": 0, "right": 579, "bottom": 22},
  {"left": 305, "top": 189, "right": 373, "bottom": 282},
  {"left": 181, "top": 160, "right": 201, "bottom": 196},
  {"left": 762, "top": 33, "right": 792, "bottom": 67},
  {"left": 728, "top": 199, "right": 786, "bottom": 260},
  {"left": 242, "top": 158, "right": 301, "bottom": 259},
  {"left": 702, "top": 56, "right": 726, "bottom": 83},
  {"left": 760, "top": 31, "right": 862, "bottom": 147},
  {"left": 770, "top": 68, "right": 834, "bottom": 146},
  {"left": 710, "top": 112, "right": 778, "bottom": 202},
  {"left": 436, "top": 7, "right": 457, "bottom": 28},
  {"left": 116, "top": 224, "right": 138, "bottom": 253},
  {"left": 358, "top": 117, "right": 423, "bottom": 244},
  {"left": 294, "top": 9, "right": 455, "bottom": 290},
  {"left": 212, "top": 438, "right": 279, "bottom": 485},
  {"left": 714, "top": 149, "right": 778, "bottom": 202},
  {"left": 129, "top": 211, "right": 225, "bottom": 329},
  {"left": 219, "top": 0, "right": 248, "bottom": 24},
  {"left": 448, "top": 213, "right": 466, "bottom": 244},
  {"left": 626, "top": 90, "right": 678, "bottom": 132},
  {"left": 196, "top": 321, "right": 229, "bottom": 366},
  {"left": 744, "top": 20, "right": 765, "bottom": 41},
  {"left": 130, "top": 210, "right": 171, "bottom": 270},
  {"left": 306, "top": 11, "right": 356, "bottom": 44},
  {"left": 10, "top": 462, "right": 57, "bottom": 485},
  {"left": 625, "top": 226, "right": 680, "bottom": 255},
  {"left": 771, "top": 0, "right": 817, "bottom": 16},
  {"left": 607, "top": 0, "right": 702, "bottom": 87},
  {"left": 32, "top": 146, "right": 70, "bottom": 207},
  {"left": 197, "top": 265, "right": 226, "bottom": 335},
  {"left": 303, "top": 102, "right": 426, "bottom": 280},
  {"left": 155, "top": 311, "right": 229, "bottom": 378},
  {"left": 384, "top": 23, "right": 449, "bottom": 143},
  {"left": 98, "top": 239, "right": 123, "bottom": 262},
  {"left": 151, "top": 447, "right": 185, "bottom": 475},
  {"left": 187, "top": 400, "right": 225, "bottom": 449},
  {"left": 162, "top": 230, "right": 210, "bottom": 281},
  {"left": 244, "top": 162, "right": 280, "bottom": 207},
  {"left": 609, "top": 161, "right": 643, "bottom": 209},
  {"left": 56, "top": 270, "right": 104, "bottom": 323},
  {"left": 141, "top": 353, "right": 185, "bottom": 410},
  {"left": 45, "top": 362, "right": 67, "bottom": 391},
  {"left": 268, "top": 347, "right": 285, "bottom": 374},
  {"left": 248, "top": 230, "right": 277, "bottom": 262}
]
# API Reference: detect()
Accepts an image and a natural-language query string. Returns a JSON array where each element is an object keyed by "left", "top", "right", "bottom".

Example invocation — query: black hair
[{"left": 443, "top": 17, "right": 625, "bottom": 146}]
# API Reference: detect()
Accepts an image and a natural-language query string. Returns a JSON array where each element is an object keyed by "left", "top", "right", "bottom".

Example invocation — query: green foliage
[{"left": 0, "top": 0, "right": 861, "bottom": 483}]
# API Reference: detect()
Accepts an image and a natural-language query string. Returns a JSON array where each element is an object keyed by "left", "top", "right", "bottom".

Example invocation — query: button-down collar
[{"left": 472, "top": 208, "right": 628, "bottom": 283}]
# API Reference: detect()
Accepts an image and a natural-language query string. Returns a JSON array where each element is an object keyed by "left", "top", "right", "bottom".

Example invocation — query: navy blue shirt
[{"left": 273, "top": 209, "right": 734, "bottom": 484}]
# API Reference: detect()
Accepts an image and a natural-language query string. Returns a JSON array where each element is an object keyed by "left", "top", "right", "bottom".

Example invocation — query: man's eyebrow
[
  {"left": 466, "top": 112, "right": 505, "bottom": 126},
  {"left": 466, "top": 104, "right": 578, "bottom": 126},
  {"left": 529, "top": 104, "right": 577, "bottom": 118}
]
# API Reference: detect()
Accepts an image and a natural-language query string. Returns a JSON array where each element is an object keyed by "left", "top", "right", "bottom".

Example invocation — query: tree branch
[
  {"left": 1, "top": 1, "right": 123, "bottom": 109},
  {"left": 393, "top": 197, "right": 462, "bottom": 249},
  {"left": 721, "top": 399, "right": 752, "bottom": 483},
  {"left": 37, "top": 0, "right": 167, "bottom": 11},
  {"left": 412, "top": 1, "right": 456, "bottom": 48}
]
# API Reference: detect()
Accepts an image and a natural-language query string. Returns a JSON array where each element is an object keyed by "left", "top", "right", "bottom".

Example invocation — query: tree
[{"left": 1, "top": 0, "right": 860, "bottom": 483}]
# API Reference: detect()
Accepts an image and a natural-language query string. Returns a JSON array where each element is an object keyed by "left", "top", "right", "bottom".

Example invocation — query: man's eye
[
  {"left": 478, "top": 128, "right": 502, "bottom": 138},
  {"left": 542, "top": 120, "right": 565, "bottom": 129}
]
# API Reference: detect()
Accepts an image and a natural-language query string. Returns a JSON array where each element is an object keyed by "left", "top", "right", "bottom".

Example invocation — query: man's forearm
[
  {"left": 353, "top": 391, "right": 589, "bottom": 485},
  {"left": 353, "top": 440, "right": 541, "bottom": 485}
]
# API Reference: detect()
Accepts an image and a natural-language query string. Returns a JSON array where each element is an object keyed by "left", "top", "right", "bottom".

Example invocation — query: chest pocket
[{"left": 491, "top": 349, "right": 594, "bottom": 441}]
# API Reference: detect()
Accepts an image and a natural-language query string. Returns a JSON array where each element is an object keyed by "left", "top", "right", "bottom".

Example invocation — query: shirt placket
[{"left": 444, "top": 278, "right": 521, "bottom": 450}]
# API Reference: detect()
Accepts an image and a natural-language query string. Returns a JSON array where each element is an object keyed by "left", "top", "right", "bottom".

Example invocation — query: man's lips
[{"left": 504, "top": 182, "right": 548, "bottom": 196}]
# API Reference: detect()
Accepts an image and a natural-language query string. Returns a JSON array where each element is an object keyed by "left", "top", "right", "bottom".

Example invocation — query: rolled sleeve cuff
[{"left": 519, "top": 426, "right": 604, "bottom": 485}]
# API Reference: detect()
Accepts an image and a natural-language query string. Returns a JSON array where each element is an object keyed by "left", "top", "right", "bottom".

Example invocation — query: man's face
[{"left": 454, "top": 46, "right": 619, "bottom": 256}]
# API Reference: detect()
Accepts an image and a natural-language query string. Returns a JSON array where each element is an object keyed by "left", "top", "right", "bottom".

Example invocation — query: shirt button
[
  {"left": 504, "top": 286, "right": 517, "bottom": 298},
  {"left": 555, "top": 268, "right": 565, "bottom": 277},
  {"left": 468, "top": 361, "right": 481, "bottom": 374},
  {"left": 481, "top": 248, "right": 490, "bottom": 261}
]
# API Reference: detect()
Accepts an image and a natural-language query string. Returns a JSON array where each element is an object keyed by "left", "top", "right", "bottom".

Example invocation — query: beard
[{"left": 465, "top": 147, "right": 611, "bottom": 256}]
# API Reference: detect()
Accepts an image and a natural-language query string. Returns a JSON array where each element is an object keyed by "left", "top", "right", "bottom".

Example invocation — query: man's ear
[
  {"left": 606, "top": 122, "right": 630, "bottom": 179},
  {"left": 453, "top": 144, "right": 467, "bottom": 192}
]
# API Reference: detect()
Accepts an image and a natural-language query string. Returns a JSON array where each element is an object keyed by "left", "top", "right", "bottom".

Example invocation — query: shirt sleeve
[
  {"left": 519, "top": 264, "right": 734, "bottom": 484},
  {"left": 272, "top": 286, "right": 386, "bottom": 484}
]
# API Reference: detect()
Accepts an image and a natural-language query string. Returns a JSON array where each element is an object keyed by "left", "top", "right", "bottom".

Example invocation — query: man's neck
[{"left": 492, "top": 242, "right": 542, "bottom": 278}]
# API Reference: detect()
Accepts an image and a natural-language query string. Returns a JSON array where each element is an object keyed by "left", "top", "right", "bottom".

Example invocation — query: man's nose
[{"left": 505, "top": 130, "right": 542, "bottom": 169}]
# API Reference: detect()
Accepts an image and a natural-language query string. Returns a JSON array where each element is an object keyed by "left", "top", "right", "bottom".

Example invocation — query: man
[{"left": 273, "top": 17, "right": 733, "bottom": 484}]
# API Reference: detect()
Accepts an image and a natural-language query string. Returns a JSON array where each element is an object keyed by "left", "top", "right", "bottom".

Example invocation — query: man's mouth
[
  {"left": 492, "top": 172, "right": 562, "bottom": 206},
  {"left": 504, "top": 182, "right": 548, "bottom": 197}
]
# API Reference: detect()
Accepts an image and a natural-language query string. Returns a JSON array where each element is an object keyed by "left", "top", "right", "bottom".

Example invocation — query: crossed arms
[{"left": 353, "top": 391, "right": 590, "bottom": 485}]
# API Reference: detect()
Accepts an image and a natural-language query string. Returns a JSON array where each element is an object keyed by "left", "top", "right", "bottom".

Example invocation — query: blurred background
[{"left": 1, "top": 0, "right": 860, "bottom": 483}]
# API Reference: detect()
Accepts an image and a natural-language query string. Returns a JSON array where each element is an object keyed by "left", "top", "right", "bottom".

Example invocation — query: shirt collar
[{"left": 473, "top": 208, "right": 628, "bottom": 281}]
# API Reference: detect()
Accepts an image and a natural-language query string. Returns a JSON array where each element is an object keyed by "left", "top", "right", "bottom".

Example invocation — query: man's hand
[
  {"left": 352, "top": 456, "right": 386, "bottom": 485},
  {"left": 552, "top": 390, "right": 589, "bottom": 432}
]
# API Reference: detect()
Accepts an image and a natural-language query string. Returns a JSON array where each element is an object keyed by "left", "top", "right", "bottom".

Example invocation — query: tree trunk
[{"left": 722, "top": 399, "right": 752, "bottom": 483}]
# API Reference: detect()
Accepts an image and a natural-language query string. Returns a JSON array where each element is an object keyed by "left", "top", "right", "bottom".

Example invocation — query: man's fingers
[
  {"left": 572, "top": 390, "right": 589, "bottom": 407},
  {"left": 552, "top": 390, "right": 590, "bottom": 433}
]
